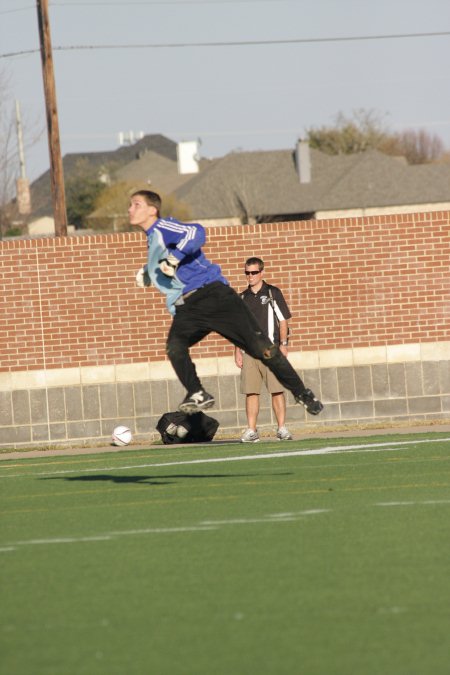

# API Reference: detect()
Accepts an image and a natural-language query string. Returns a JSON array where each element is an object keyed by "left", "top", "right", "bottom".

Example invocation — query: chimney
[
  {"left": 177, "top": 140, "right": 200, "bottom": 175},
  {"left": 295, "top": 139, "right": 311, "bottom": 184}
]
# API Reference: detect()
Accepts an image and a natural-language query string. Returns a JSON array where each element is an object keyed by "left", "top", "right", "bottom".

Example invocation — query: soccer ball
[
  {"left": 176, "top": 425, "right": 189, "bottom": 439},
  {"left": 111, "top": 425, "right": 132, "bottom": 446}
]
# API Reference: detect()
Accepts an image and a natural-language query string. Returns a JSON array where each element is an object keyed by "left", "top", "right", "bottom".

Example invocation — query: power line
[
  {"left": 2, "top": 30, "right": 450, "bottom": 59},
  {"left": 0, "top": 0, "right": 288, "bottom": 16},
  {"left": 50, "top": 1, "right": 304, "bottom": 4},
  {"left": 0, "top": 5, "right": 34, "bottom": 14},
  {"left": 1, "top": 49, "right": 38, "bottom": 59},
  {"left": 0, "top": 0, "right": 340, "bottom": 9}
]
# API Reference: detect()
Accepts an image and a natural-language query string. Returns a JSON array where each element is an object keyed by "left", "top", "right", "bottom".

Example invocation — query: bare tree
[
  {"left": 0, "top": 69, "right": 44, "bottom": 238},
  {"left": 306, "top": 109, "right": 447, "bottom": 164},
  {"left": 216, "top": 165, "right": 264, "bottom": 225},
  {"left": 379, "top": 128, "right": 445, "bottom": 164},
  {"left": 0, "top": 71, "right": 17, "bottom": 237}
]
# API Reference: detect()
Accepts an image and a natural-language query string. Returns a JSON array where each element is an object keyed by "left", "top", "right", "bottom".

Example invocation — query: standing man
[
  {"left": 130, "top": 190, "right": 323, "bottom": 418},
  {"left": 235, "top": 257, "right": 293, "bottom": 442}
]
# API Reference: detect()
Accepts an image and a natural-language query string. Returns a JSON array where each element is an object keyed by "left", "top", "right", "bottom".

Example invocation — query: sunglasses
[{"left": 245, "top": 270, "right": 261, "bottom": 276}]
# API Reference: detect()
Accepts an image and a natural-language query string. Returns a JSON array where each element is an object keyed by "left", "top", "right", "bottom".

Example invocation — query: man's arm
[
  {"left": 279, "top": 318, "right": 289, "bottom": 355},
  {"left": 234, "top": 346, "right": 243, "bottom": 369},
  {"left": 268, "top": 285, "right": 291, "bottom": 350}
]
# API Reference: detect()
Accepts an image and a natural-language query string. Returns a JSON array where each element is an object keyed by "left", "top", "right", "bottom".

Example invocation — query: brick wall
[
  {"left": 1, "top": 211, "right": 450, "bottom": 448},
  {"left": 1, "top": 211, "right": 449, "bottom": 373}
]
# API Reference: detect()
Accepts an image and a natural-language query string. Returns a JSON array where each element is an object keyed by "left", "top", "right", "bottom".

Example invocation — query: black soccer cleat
[
  {"left": 178, "top": 389, "right": 215, "bottom": 414},
  {"left": 295, "top": 388, "right": 324, "bottom": 415}
]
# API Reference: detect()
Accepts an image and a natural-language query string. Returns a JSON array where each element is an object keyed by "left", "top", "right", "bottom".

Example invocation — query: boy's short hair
[{"left": 131, "top": 190, "right": 161, "bottom": 214}]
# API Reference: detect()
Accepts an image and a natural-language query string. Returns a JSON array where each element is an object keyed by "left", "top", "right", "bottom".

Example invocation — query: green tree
[
  {"left": 65, "top": 159, "right": 108, "bottom": 228},
  {"left": 306, "top": 109, "right": 388, "bottom": 156}
]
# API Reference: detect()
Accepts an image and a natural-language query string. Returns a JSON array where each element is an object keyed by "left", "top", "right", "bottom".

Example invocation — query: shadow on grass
[{"left": 41, "top": 471, "right": 292, "bottom": 486}]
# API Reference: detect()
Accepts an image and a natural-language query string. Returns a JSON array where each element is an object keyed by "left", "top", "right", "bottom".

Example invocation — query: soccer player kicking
[{"left": 130, "top": 190, "right": 323, "bottom": 417}]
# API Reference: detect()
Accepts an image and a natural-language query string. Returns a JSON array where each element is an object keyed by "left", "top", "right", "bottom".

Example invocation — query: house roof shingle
[
  {"left": 27, "top": 134, "right": 450, "bottom": 226},
  {"left": 174, "top": 147, "right": 450, "bottom": 219},
  {"left": 29, "top": 134, "right": 178, "bottom": 218}
]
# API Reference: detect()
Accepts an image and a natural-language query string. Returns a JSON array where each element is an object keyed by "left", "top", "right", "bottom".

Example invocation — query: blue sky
[{"left": 1, "top": 0, "right": 449, "bottom": 181}]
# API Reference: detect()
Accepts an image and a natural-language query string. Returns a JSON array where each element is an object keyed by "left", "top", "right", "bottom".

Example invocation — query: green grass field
[{"left": 1, "top": 432, "right": 450, "bottom": 675}]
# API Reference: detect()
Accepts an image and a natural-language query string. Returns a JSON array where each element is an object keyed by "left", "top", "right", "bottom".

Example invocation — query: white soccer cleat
[
  {"left": 295, "top": 389, "right": 324, "bottom": 415},
  {"left": 178, "top": 389, "right": 215, "bottom": 414}
]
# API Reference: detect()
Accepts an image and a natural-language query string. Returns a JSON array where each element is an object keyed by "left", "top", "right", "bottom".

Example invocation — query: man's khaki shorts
[{"left": 240, "top": 352, "right": 285, "bottom": 394}]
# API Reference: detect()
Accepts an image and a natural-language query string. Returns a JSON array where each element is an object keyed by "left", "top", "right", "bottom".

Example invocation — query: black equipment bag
[{"left": 156, "top": 411, "right": 219, "bottom": 445}]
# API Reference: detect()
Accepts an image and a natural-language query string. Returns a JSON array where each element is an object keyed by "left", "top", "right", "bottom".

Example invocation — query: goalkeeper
[{"left": 130, "top": 189, "right": 323, "bottom": 417}]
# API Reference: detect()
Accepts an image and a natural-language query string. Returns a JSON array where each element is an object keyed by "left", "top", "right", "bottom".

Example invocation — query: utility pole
[
  {"left": 36, "top": 0, "right": 67, "bottom": 236},
  {"left": 15, "top": 100, "right": 31, "bottom": 216}
]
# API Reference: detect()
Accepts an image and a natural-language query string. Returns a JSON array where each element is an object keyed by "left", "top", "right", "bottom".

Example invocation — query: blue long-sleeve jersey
[{"left": 145, "top": 217, "right": 228, "bottom": 315}]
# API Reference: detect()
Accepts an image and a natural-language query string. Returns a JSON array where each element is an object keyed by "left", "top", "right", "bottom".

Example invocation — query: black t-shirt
[{"left": 241, "top": 281, "right": 291, "bottom": 344}]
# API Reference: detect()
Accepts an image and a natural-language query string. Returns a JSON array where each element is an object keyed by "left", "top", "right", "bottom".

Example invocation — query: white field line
[
  {"left": 3, "top": 497, "right": 450, "bottom": 553},
  {"left": 2, "top": 437, "right": 450, "bottom": 480},
  {"left": 0, "top": 510, "right": 328, "bottom": 552},
  {"left": 376, "top": 499, "right": 450, "bottom": 506}
]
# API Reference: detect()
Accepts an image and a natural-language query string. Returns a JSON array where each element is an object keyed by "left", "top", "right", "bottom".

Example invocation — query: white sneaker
[
  {"left": 241, "top": 428, "right": 260, "bottom": 443},
  {"left": 276, "top": 426, "right": 293, "bottom": 441}
]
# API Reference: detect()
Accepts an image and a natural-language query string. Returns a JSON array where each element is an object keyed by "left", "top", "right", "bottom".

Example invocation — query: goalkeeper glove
[
  {"left": 135, "top": 266, "right": 151, "bottom": 287},
  {"left": 159, "top": 253, "right": 179, "bottom": 278}
]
